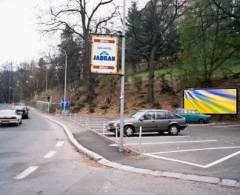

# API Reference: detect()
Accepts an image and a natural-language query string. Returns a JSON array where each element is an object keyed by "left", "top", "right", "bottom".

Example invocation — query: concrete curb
[
  {"left": 188, "top": 123, "right": 240, "bottom": 127},
  {"left": 49, "top": 118, "right": 240, "bottom": 189}
]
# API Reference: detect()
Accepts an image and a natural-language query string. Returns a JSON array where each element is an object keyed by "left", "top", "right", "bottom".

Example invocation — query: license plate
[{"left": 1, "top": 121, "right": 9, "bottom": 123}]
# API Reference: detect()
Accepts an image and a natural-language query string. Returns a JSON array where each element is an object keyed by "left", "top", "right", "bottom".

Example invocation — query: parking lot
[{"left": 67, "top": 114, "right": 240, "bottom": 179}]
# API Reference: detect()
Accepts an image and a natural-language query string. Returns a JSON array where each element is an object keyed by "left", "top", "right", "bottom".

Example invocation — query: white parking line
[
  {"left": 144, "top": 153, "right": 206, "bottom": 168},
  {"left": 99, "top": 132, "right": 115, "bottom": 135},
  {"left": 144, "top": 150, "right": 240, "bottom": 168},
  {"left": 44, "top": 150, "right": 56, "bottom": 159},
  {"left": 109, "top": 139, "right": 218, "bottom": 147},
  {"left": 126, "top": 135, "right": 191, "bottom": 138},
  {"left": 213, "top": 125, "right": 240, "bottom": 128},
  {"left": 146, "top": 146, "right": 240, "bottom": 155},
  {"left": 14, "top": 166, "right": 39, "bottom": 180},
  {"left": 205, "top": 150, "right": 240, "bottom": 168},
  {"left": 56, "top": 141, "right": 64, "bottom": 147}
]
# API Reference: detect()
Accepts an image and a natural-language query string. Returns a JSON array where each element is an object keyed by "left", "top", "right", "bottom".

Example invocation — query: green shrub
[
  {"left": 88, "top": 103, "right": 95, "bottom": 113},
  {"left": 133, "top": 75, "right": 143, "bottom": 92},
  {"left": 158, "top": 74, "right": 175, "bottom": 95},
  {"left": 172, "top": 102, "right": 180, "bottom": 108},
  {"left": 73, "top": 105, "right": 80, "bottom": 113},
  {"left": 72, "top": 101, "right": 85, "bottom": 113},
  {"left": 152, "top": 101, "right": 162, "bottom": 109},
  {"left": 137, "top": 101, "right": 147, "bottom": 108},
  {"left": 100, "top": 97, "right": 111, "bottom": 113}
]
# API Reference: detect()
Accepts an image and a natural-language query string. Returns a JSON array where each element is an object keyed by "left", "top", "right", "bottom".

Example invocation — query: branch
[
  {"left": 41, "top": 19, "right": 84, "bottom": 39},
  {"left": 94, "top": 5, "right": 118, "bottom": 33},
  {"left": 50, "top": 7, "right": 80, "bottom": 18},
  {"left": 212, "top": 0, "right": 240, "bottom": 19},
  {"left": 211, "top": 47, "right": 240, "bottom": 73},
  {"left": 87, "top": 0, "right": 113, "bottom": 31}
]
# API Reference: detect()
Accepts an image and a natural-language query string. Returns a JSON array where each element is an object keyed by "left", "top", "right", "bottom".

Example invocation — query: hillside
[{"left": 43, "top": 73, "right": 240, "bottom": 120}]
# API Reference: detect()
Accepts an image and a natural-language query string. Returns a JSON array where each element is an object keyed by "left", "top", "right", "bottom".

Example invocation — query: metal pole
[
  {"left": 119, "top": 0, "right": 126, "bottom": 152},
  {"left": 139, "top": 126, "right": 142, "bottom": 146},
  {"left": 63, "top": 51, "right": 68, "bottom": 113},
  {"left": 45, "top": 68, "right": 48, "bottom": 96}
]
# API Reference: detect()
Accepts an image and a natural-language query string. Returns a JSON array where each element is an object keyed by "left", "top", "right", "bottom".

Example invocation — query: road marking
[
  {"left": 99, "top": 132, "right": 115, "bottom": 135},
  {"left": 109, "top": 139, "right": 217, "bottom": 147},
  {"left": 56, "top": 141, "right": 64, "bottom": 147},
  {"left": 126, "top": 135, "right": 191, "bottom": 138},
  {"left": 205, "top": 150, "right": 240, "bottom": 168},
  {"left": 14, "top": 166, "right": 39, "bottom": 180},
  {"left": 213, "top": 125, "right": 240, "bottom": 128},
  {"left": 144, "top": 153, "right": 206, "bottom": 168},
  {"left": 144, "top": 149, "right": 240, "bottom": 168},
  {"left": 146, "top": 146, "right": 240, "bottom": 155},
  {"left": 44, "top": 150, "right": 56, "bottom": 159}
]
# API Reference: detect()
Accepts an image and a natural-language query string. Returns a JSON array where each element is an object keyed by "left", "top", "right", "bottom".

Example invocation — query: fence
[{"left": 35, "top": 101, "right": 60, "bottom": 113}]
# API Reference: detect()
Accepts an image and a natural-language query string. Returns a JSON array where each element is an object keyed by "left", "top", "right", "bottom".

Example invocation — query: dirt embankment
[{"left": 40, "top": 77, "right": 240, "bottom": 121}]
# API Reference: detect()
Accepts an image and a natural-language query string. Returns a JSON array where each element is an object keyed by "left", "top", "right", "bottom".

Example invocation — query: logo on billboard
[{"left": 94, "top": 51, "right": 116, "bottom": 62}]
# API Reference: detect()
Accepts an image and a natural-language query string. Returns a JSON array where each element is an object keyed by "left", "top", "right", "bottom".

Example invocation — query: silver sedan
[{"left": 106, "top": 109, "right": 187, "bottom": 136}]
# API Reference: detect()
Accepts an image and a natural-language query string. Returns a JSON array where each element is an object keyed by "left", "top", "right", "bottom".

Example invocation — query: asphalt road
[{"left": 0, "top": 110, "right": 239, "bottom": 195}]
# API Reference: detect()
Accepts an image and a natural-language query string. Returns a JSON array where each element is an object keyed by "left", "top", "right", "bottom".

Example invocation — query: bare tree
[{"left": 40, "top": 0, "right": 118, "bottom": 104}]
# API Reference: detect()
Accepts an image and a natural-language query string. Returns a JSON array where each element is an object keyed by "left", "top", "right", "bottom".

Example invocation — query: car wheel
[
  {"left": 169, "top": 125, "right": 179, "bottom": 136},
  {"left": 124, "top": 126, "right": 134, "bottom": 137},
  {"left": 199, "top": 119, "right": 204, "bottom": 124},
  {"left": 20, "top": 120, "right": 22, "bottom": 124}
]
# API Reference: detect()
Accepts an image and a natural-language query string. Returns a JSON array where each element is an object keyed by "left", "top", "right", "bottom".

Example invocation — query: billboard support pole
[
  {"left": 119, "top": 0, "right": 126, "bottom": 152},
  {"left": 59, "top": 48, "right": 68, "bottom": 113}
]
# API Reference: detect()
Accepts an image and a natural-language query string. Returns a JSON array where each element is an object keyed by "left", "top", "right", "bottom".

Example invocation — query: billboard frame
[
  {"left": 183, "top": 88, "right": 239, "bottom": 115},
  {"left": 90, "top": 34, "right": 120, "bottom": 75}
]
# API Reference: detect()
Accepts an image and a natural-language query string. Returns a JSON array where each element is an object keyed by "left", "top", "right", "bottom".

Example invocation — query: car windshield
[
  {"left": 131, "top": 111, "right": 145, "bottom": 119},
  {"left": 0, "top": 110, "right": 16, "bottom": 115}
]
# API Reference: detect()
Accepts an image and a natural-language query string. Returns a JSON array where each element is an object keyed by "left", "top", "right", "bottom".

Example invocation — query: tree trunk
[
  {"left": 83, "top": 35, "right": 95, "bottom": 104},
  {"left": 148, "top": 46, "right": 157, "bottom": 104}
]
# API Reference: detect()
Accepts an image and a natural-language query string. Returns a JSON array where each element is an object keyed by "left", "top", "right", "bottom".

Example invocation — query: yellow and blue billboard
[{"left": 184, "top": 89, "right": 238, "bottom": 114}]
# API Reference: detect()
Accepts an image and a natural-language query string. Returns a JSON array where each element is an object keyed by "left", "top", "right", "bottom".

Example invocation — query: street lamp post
[
  {"left": 59, "top": 48, "right": 68, "bottom": 113},
  {"left": 119, "top": 0, "right": 126, "bottom": 152}
]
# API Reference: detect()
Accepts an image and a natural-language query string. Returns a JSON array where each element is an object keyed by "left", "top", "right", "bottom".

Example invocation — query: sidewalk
[{"left": 50, "top": 114, "right": 240, "bottom": 188}]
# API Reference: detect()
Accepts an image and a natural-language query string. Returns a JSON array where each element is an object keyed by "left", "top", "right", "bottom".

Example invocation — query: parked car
[
  {"left": 106, "top": 109, "right": 187, "bottom": 136},
  {"left": 0, "top": 109, "right": 22, "bottom": 126},
  {"left": 14, "top": 105, "right": 29, "bottom": 119},
  {"left": 176, "top": 108, "right": 211, "bottom": 124}
]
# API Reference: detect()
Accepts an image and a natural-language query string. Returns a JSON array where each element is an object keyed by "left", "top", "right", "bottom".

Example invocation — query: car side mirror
[{"left": 139, "top": 117, "right": 144, "bottom": 121}]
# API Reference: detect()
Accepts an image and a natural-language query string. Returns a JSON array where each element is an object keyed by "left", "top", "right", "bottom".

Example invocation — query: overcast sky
[{"left": 0, "top": 0, "right": 148, "bottom": 66}]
